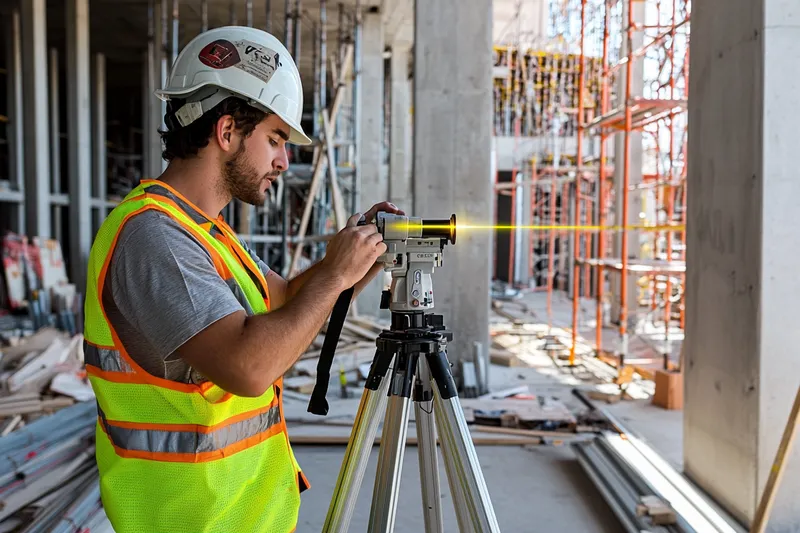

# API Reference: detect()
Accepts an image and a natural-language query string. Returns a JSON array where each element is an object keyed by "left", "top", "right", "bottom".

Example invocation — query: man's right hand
[{"left": 322, "top": 213, "right": 387, "bottom": 289}]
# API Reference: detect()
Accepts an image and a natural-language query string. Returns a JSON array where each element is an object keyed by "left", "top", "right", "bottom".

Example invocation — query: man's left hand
[{"left": 363, "top": 201, "right": 405, "bottom": 223}]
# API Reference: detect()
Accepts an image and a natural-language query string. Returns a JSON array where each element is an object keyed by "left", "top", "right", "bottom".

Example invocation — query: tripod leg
[
  {"left": 323, "top": 349, "right": 394, "bottom": 533},
  {"left": 368, "top": 350, "right": 419, "bottom": 533},
  {"left": 428, "top": 351, "right": 501, "bottom": 533},
  {"left": 414, "top": 357, "right": 443, "bottom": 533}
]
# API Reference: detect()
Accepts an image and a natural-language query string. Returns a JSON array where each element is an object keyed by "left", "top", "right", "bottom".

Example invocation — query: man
[{"left": 83, "top": 26, "right": 400, "bottom": 533}]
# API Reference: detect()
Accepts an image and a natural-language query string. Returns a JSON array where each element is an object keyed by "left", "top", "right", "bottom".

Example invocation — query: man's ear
[{"left": 215, "top": 115, "right": 236, "bottom": 152}]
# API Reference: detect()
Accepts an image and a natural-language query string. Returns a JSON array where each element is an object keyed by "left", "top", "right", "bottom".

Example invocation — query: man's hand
[
  {"left": 363, "top": 201, "right": 405, "bottom": 223},
  {"left": 322, "top": 213, "right": 388, "bottom": 289}
]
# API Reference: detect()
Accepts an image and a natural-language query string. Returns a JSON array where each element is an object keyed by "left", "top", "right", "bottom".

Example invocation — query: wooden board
[{"left": 460, "top": 398, "right": 576, "bottom": 429}]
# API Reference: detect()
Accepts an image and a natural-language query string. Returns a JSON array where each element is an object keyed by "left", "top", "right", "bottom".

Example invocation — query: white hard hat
[{"left": 155, "top": 26, "right": 311, "bottom": 145}]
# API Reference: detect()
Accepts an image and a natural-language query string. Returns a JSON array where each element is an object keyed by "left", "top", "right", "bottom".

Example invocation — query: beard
[{"left": 222, "top": 142, "right": 278, "bottom": 206}]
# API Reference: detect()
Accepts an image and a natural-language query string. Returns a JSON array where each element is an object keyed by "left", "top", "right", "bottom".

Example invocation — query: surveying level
[{"left": 308, "top": 213, "right": 501, "bottom": 533}]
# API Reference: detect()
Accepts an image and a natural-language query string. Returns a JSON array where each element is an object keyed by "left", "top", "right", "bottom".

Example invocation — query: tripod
[{"left": 321, "top": 311, "right": 501, "bottom": 533}]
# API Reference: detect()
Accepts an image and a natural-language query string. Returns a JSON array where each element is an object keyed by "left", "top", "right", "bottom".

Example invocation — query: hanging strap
[
  {"left": 307, "top": 287, "right": 355, "bottom": 416},
  {"left": 307, "top": 215, "right": 368, "bottom": 416}
]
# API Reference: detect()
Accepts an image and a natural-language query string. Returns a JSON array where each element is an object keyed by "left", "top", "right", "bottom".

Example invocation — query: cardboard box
[{"left": 652, "top": 369, "right": 683, "bottom": 410}]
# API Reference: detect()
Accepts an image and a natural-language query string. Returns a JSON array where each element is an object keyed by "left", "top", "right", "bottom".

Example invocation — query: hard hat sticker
[
  {"left": 198, "top": 39, "right": 241, "bottom": 69},
  {"left": 234, "top": 40, "right": 281, "bottom": 84}
]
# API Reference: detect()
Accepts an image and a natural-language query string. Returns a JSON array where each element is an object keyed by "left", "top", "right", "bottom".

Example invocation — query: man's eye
[{"left": 269, "top": 138, "right": 278, "bottom": 147}]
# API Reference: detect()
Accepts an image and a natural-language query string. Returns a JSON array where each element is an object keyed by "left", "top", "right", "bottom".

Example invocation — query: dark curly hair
[{"left": 159, "top": 97, "right": 269, "bottom": 161}]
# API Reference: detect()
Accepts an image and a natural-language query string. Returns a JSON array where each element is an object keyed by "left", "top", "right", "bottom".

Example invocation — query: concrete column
[
  {"left": 610, "top": 0, "right": 644, "bottom": 327},
  {"left": 388, "top": 43, "right": 412, "bottom": 211},
  {"left": 684, "top": 0, "right": 800, "bottom": 529},
  {"left": 144, "top": 0, "right": 166, "bottom": 178},
  {"left": 414, "top": 0, "right": 493, "bottom": 371},
  {"left": 93, "top": 53, "right": 107, "bottom": 229},
  {"left": 21, "top": 0, "right": 51, "bottom": 239},
  {"left": 5, "top": 9, "right": 25, "bottom": 234},
  {"left": 355, "top": 7, "right": 387, "bottom": 315},
  {"left": 67, "top": 0, "right": 91, "bottom": 292}
]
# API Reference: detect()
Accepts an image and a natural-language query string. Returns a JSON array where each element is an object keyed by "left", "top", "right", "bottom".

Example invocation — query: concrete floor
[
  {"left": 289, "top": 291, "right": 685, "bottom": 532},
  {"left": 293, "top": 444, "right": 620, "bottom": 532}
]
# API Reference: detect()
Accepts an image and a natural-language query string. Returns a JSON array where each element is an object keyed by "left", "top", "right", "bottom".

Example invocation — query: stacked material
[
  {"left": 0, "top": 401, "right": 110, "bottom": 532},
  {"left": 0, "top": 328, "right": 94, "bottom": 430}
]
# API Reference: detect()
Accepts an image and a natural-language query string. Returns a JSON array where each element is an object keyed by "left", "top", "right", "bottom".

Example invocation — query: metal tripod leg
[
  {"left": 368, "top": 350, "right": 420, "bottom": 533},
  {"left": 322, "top": 349, "right": 394, "bottom": 533},
  {"left": 428, "top": 351, "right": 501, "bottom": 533},
  {"left": 415, "top": 357, "right": 443, "bottom": 533}
]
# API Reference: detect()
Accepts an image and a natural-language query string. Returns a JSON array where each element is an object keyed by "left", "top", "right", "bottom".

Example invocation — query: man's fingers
[
  {"left": 366, "top": 232, "right": 384, "bottom": 246},
  {"left": 346, "top": 213, "right": 363, "bottom": 227}
]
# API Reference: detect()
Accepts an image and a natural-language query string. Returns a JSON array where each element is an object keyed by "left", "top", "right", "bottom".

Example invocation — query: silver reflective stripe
[
  {"left": 99, "top": 404, "right": 282, "bottom": 455},
  {"left": 84, "top": 342, "right": 134, "bottom": 373}
]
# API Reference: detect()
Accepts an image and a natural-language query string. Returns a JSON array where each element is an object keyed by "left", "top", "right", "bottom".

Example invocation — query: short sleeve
[{"left": 108, "top": 211, "right": 245, "bottom": 358}]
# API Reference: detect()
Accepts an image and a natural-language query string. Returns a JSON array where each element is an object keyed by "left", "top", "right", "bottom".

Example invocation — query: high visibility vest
[{"left": 83, "top": 179, "right": 308, "bottom": 533}]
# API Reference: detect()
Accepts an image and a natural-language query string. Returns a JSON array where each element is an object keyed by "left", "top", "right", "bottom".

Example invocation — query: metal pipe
[
  {"left": 312, "top": 22, "right": 319, "bottom": 137},
  {"left": 49, "top": 48, "right": 61, "bottom": 197},
  {"left": 293, "top": 0, "right": 302, "bottom": 63},
  {"left": 246, "top": 0, "right": 253, "bottom": 26},
  {"left": 6, "top": 10, "right": 25, "bottom": 234},
  {"left": 93, "top": 53, "right": 107, "bottom": 225},
  {"left": 229, "top": 0, "right": 237, "bottom": 25},
  {"left": 320, "top": 0, "right": 327, "bottom": 112},
  {"left": 265, "top": 0, "right": 271, "bottom": 32},
  {"left": 171, "top": 0, "right": 178, "bottom": 67},
  {"left": 570, "top": 0, "right": 587, "bottom": 367},
  {"left": 596, "top": 0, "right": 611, "bottom": 357},
  {"left": 284, "top": 0, "right": 293, "bottom": 50},
  {"left": 201, "top": 0, "right": 208, "bottom": 32},
  {"left": 351, "top": 0, "right": 361, "bottom": 212},
  {"left": 619, "top": 0, "right": 634, "bottom": 370}
]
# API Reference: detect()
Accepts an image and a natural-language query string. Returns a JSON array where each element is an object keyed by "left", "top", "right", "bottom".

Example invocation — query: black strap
[{"left": 307, "top": 286, "right": 355, "bottom": 415}]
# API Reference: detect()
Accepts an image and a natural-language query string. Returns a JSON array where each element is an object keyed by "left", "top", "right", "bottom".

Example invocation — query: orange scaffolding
[{"left": 567, "top": 0, "right": 690, "bottom": 376}]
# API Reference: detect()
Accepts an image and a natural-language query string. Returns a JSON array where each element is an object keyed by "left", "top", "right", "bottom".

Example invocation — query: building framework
[
  {"left": 493, "top": 0, "right": 690, "bottom": 379},
  {"left": 0, "top": 0, "right": 363, "bottom": 311}
]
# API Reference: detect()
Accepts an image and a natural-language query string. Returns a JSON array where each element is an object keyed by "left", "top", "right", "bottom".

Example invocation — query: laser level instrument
[{"left": 307, "top": 212, "right": 501, "bottom": 533}]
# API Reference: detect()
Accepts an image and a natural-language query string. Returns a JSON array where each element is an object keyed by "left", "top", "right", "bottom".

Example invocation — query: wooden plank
[
  {"left": 751, "top": 385, "right": 800, "bottom": 533},
  {"left": 323, "top": 109, "right": 346, "bottom": 230},
  {"left": 288, "top": 44, "right": 355, "bottom": 276}
]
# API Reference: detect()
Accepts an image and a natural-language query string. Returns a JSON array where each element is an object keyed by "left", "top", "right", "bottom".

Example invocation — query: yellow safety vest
[{"left": 84, "top": 179, "right": 308, "bottom": 533}]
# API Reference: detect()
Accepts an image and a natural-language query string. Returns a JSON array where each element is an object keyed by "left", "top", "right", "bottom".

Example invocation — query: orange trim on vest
[
  {"left": 141, "top": 194, "right": 234, "bottom": 279},
  {"left": 98, "top": 418, "right": 285, "bottom": 463},
  {"left": 139, "top": 179, "right": 218, "bottom": 222},
  {"left": 103, "top": 399, "right": 278, "bottom": 433},
  {"left": 95, "top": 203, "right": 237, "bottom": 397}
]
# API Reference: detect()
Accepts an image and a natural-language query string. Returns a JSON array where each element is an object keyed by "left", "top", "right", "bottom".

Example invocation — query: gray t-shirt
[{"left": 102, "top": 209, "right": 271, "bottom": 384}]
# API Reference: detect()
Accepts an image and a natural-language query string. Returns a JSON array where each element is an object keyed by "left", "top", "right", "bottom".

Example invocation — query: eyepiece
[{"left": 421, "top": 214, "right": 456, "bottom": 245}]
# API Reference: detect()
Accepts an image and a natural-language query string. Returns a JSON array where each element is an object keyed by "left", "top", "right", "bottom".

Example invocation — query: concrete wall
[
  {"left": 685, "top": 0, "right": 800, "bottom": 528},
  {"left": 414, "top": 0, "right": 493, "bottom": 371},
  {"left": 356, "top": 8, "right": 388, "bottom": 315}
]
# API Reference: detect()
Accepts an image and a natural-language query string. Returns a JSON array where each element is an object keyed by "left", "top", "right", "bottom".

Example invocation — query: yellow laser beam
[{"left": 407, "top": 223, "right": 685, "bottom": 233}]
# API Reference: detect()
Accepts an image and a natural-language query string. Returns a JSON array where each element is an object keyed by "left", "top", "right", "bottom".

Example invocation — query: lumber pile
[
  {"left": 0, "top": 328, "right": 109, "bottom": 531},
  {"left": 0, "top": 327, "right": 94, "bottom": 423}
]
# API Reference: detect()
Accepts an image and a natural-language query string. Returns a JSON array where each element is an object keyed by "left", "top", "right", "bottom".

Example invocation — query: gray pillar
[
  {"left": 67, "top": 0, "right": 91, "bottom": 292},
  {"left": 355, "top": 7, "right": 387, "bottom": 315},
  {"left": 145, "top": 0, "right": 166, "bottom": 178},
  {"left": 413, "top": 0, "right": 493, "bottom": 371},
  {"left": 610, "top": 0, "right": 644, "bottom": 327},
  {"left": 389, "top": 43, "right": 412, "bottom": 211},
  {"left": 50, "top": 48, "right": 64, "bottom": 244},
  {"left": 93, "top": 53, "right": 107, "bottom": 229},
  {"left": 21, "top": 0, "right": 51, "bottom": 239},
  {"left": 4, "top": 10, "right": 24, "bottom": 234},
  {"left": 685, "top": 0, "right": 800, "bottom": 529}
]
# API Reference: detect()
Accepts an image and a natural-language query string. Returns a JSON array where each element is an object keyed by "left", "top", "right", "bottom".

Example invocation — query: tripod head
[{"left": 373, "top": 213, "right": 457, "bottom": 314}]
